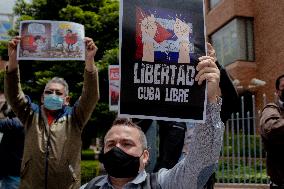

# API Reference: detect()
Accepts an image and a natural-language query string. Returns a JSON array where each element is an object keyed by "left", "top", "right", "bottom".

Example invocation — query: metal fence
[{"left": 216, "top": 94, "right": 270, "bottom": 184}]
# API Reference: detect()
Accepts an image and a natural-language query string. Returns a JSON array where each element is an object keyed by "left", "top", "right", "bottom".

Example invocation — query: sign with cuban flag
[{"left": 119, "top": 0, "right": 207, "bottom": 123}]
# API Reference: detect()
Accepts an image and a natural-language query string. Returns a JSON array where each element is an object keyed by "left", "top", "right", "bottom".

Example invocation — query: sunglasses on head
[{"left": 44, "top": 90, "right": 64, "bottom": 96}]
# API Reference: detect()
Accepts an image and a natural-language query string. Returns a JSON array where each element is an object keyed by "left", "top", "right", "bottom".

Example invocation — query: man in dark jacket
[
  {"left": 153, "top": 121, "right": 186, "bottom": 172},
  {"left": 260, "top": 74, "right": 284, "bottom": 189},
  {"left": 0, "top": 93, "right": 24, "bottom": 189}
]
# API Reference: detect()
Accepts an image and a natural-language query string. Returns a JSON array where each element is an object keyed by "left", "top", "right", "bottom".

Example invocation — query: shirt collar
[
  {"left": 95, "top": 176, "right": 109, "bottom": 187},
  {"left": 95, "top": 170, "right": 147, "bottom": 187},
  {"left": 129, "top": 170, "right": 147, "bottom": 184}
]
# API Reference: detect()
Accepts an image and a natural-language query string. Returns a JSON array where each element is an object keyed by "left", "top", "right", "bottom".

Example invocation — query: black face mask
[{"left": 100, "top": 147, "right": 141, "bottom": 178}]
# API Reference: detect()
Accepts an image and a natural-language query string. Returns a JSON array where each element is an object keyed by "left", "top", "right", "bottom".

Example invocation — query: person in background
[
  {"left": 132, "top": 119, "right": 186, "bottom": 173},
  {"left": 260, "top": 74, "right": 284, "bottom": 189},
  {"left": 0, "top": 93, "right": 24, "bottom": 189},
  {"left": 153, "top": 121, "right": 186, "bottom": 172},
  {"left": 5, "top": 36, "right": 100, "bottom": 189}
]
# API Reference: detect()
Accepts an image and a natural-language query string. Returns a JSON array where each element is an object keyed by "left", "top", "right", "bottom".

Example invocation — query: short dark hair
[
  {"left": 106, "top": 117, "right": 148, "bottom": 149},
  {"left": 275, "top": 74, "right": 284, "bottom": 90}
]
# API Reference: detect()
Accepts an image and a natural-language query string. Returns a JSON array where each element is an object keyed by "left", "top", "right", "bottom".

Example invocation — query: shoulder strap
[
  {"left": 150, "top": 172, "right": 161, "bottom": 189},
  {"left": 84, "top": 175, "right": 105, "bottom": 189},
  {"left": 142, "top": 173, "right": 161, "bottom": 189}
]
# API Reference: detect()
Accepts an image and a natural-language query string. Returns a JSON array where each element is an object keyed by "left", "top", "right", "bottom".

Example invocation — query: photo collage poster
[{"left": 17, "top": 20, "right": 85, "bottom": 61}]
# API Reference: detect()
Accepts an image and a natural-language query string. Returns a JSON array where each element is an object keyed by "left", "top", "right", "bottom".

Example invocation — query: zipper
[
  {"left": 68, "top": 164, "right": 79, "bottom": 182},
  {"left": 45, "top": 133, "right": 51, "bottom": 189}
]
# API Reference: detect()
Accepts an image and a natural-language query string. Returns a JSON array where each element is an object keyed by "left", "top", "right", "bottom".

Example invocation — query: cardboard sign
[{"left": 119, "top": 0, "right": 207, "bottom": 123}]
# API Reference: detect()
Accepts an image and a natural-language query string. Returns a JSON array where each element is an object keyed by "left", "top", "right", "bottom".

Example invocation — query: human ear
[
  {"left": 64, "top": 96, "right": 71, "bottom": 106},
  {"left": 41, "top": 94, "right": 44, "bottom": 104},
  {"left": 142, "top": 150, "right": 150, "bottom": 166}
]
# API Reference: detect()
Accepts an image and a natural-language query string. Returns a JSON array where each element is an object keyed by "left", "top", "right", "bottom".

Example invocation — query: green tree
[{"left": 0, "top": 42, "right": 8, "bottom": 59}]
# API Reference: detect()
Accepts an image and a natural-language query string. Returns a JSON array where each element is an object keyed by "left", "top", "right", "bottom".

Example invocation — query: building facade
[{"left": 205, "top": 0, "right": 284, "bottom": 110}]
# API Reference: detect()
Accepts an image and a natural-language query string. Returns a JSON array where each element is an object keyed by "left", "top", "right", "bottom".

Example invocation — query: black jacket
[
  {"left": 0, "top": 117, "right": 24, "bottom": 177},
  {"left": 216, "top": 62, "right": 239, "bottom": 122}
]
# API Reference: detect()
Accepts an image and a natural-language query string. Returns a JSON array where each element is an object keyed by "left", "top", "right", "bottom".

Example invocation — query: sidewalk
[{"left": 215, "top": 183, "right": 269, "bottom": 189}]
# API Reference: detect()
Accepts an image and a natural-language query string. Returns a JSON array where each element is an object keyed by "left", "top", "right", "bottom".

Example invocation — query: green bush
[
  {"left": 82, "top": 149, "right": 96, "bottom": 160},
  {"left": 222, "top": 133, "right": 265, "bottom": 158},
  {"left": 217, "top": 158, "right": 269, "bottom": 183},
  {"left": 218, "top": 131, "right": 269, "bottom": 184},
  {"left": 81, "top": 160, "right": 100, "bottom": 185}
]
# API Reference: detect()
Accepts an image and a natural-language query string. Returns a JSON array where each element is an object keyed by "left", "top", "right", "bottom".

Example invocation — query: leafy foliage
[
  {"left": 81, "top": 160, "right": 100, "bottom": 185},
  {"left": 0, "top": 42, "right": 8, "bottom": 60}
]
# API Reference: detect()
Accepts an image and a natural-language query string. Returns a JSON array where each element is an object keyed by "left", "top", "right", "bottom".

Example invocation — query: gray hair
[{"left": 44, "top": 77, "right": 69, "bottom": 95}]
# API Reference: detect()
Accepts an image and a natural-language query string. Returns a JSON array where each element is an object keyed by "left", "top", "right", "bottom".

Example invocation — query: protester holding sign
[
  {"left": 5, "top": 36, "right": 100, "bottom": 189},
  {"left": 81, "top": 55, "right": 224, "bottom": 189}
]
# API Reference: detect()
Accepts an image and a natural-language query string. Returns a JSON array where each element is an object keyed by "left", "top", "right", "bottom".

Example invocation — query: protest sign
[
  {"left": 119, "top": 0, "right": 207, "bottom": 123},
  {"left": 17, "top": 20, "right": 85, "bottom": 61},
  {"left": 109, "top": 65, "right": 120, "bottom": 111}
]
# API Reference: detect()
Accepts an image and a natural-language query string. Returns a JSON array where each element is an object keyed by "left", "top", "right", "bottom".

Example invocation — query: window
[
  {"left": 211, "top": 17, "right": 254, "bottom": 66},
  {"left": 209, "top": 0, "right": 221, "bottom": 9}
]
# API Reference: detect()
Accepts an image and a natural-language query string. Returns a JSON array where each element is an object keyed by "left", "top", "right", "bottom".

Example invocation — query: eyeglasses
[{"left": 44, "top": 90, "right": 64, "bottom": 96}]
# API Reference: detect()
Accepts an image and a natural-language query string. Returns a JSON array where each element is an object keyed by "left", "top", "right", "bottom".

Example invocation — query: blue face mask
[{"left": 44, "top": 94, "right": 64, "bottom": 110}]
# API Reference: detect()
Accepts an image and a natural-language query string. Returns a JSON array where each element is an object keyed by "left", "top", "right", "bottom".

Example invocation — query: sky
[{"left": 0, "top": 0, "right": 31, "bottom": 14}]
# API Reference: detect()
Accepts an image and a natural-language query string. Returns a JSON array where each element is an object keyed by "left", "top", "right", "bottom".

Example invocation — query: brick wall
[
  {"left": 205, "top": 0, "right": 284, "bottom": 110},
  {"left": 205, "top": 0, "right": 254, "bottom": 35},
  {"left": 253, "top": 0, "right": 284, "bottom": 105}
]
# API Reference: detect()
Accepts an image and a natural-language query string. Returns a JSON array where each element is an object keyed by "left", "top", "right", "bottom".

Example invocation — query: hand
[
  {"left": 174, "top": 18, "right": 191, "bottom": 40},
  {"left": 207, "top": 42, "right": 217, "bottom": 62},
  {"left": 8, "top": 36, "right": 21, "bottom": 72},
  {"left": 85, "top": 37, "right": 98, "bottom": 62},
  {"left": 195, "top": 56, "right": 220, "bottom": 103},
  {"left": 84, "top": 37, "right": 98, "bottom": 72},
  {"left": 141, "top": 14, "right": 157, "bottom": 39}
]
